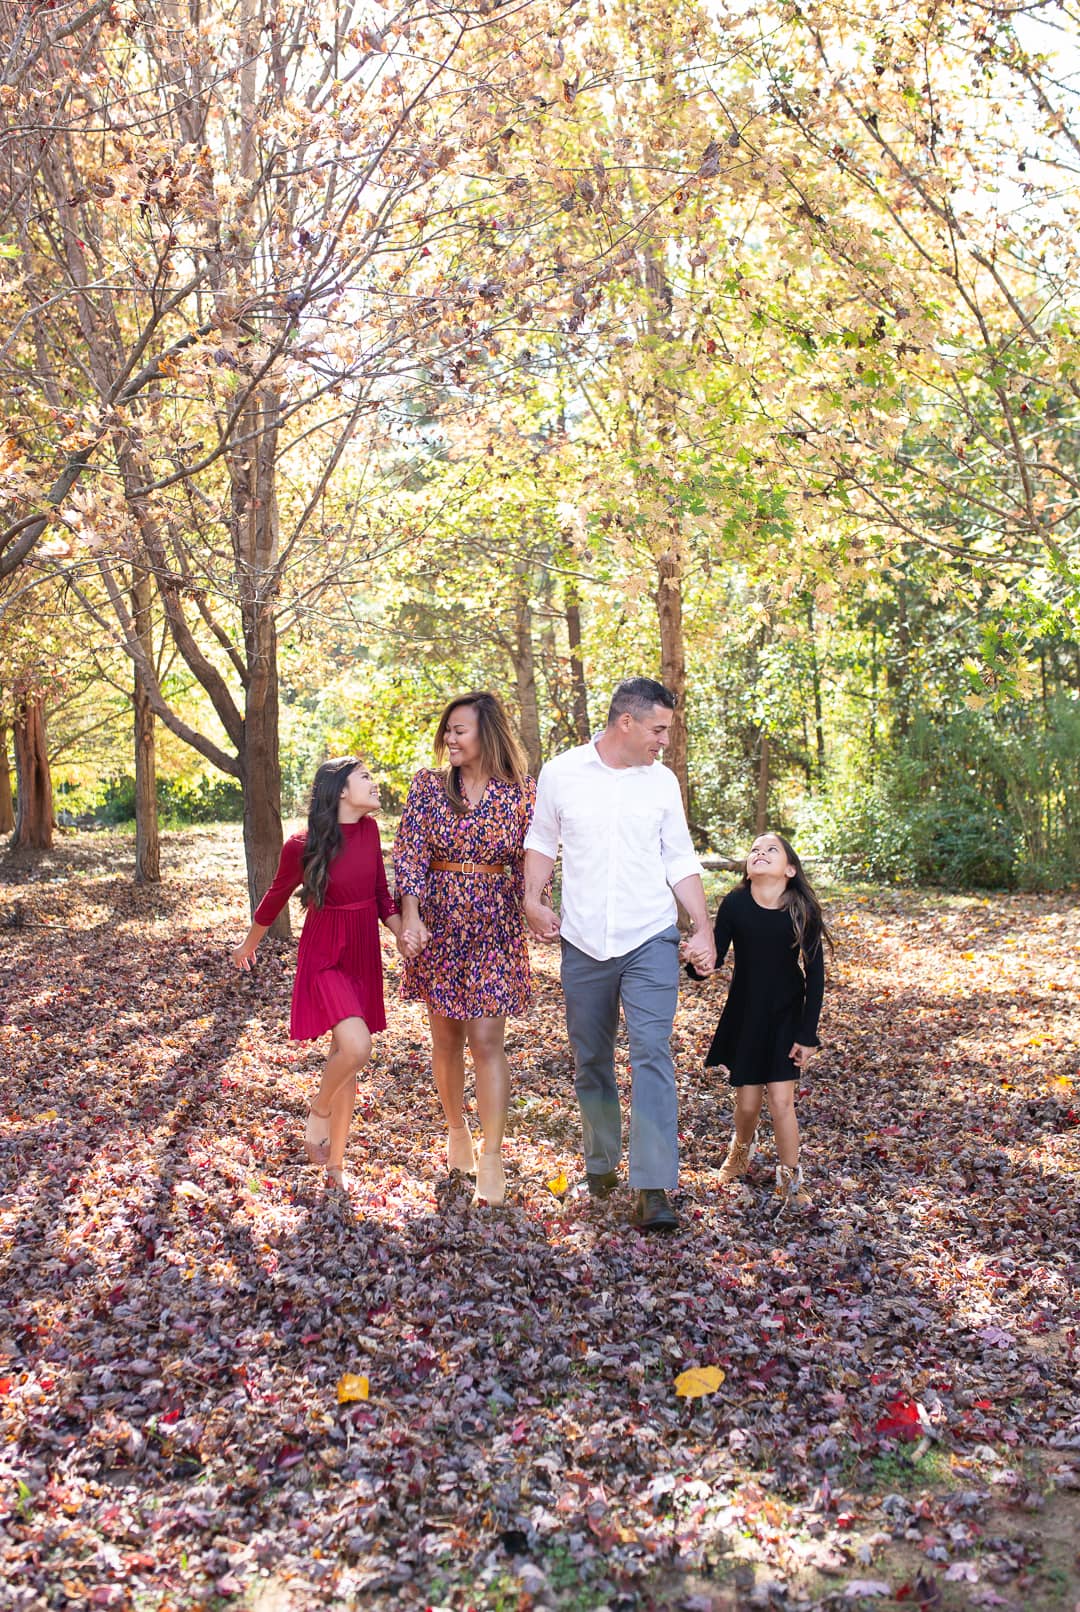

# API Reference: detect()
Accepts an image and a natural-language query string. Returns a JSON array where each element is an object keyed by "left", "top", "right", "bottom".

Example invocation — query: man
[{"left": 523, "top": 678, "right": 716, "bottom": 1232}]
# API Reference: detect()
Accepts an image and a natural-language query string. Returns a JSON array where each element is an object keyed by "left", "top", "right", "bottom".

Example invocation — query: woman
[
  {"left": 393, "top": 692, "right": 535, "bottom": 1206},
  {"left": 232, "top": 757, "right": 406, "bottom": 1189}
]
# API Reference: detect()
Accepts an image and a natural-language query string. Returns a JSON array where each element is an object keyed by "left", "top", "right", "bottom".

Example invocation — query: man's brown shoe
[{"left": 631, "top": 1189, "right": 678, "bottom": 1233}]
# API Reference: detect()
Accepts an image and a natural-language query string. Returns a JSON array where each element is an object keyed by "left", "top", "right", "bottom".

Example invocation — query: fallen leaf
[
  {"left": 674, "top": 1365, "right": 725, "bottom": 1398},
  {"left": 336, "top": 1373, "right": 370, "bottom": 1404}
]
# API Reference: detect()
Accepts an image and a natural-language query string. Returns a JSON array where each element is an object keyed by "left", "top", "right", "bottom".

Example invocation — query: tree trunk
[
  {"left": 656, "top": 548, "right": 689, "bottom": 810},
  {"left": 240, "top": 653, "right": 285, "bottom": 929},
  {"left": 12, "top": 692, "right": 53, "bottom": 849},
  {"left": 132, "top": 568, "right": 160, "bottom": 884},
  {"left": 807, "top": 601, "right": 826, "bottom": 780},
  {"left": 565, "top": 581, "right": 591, "bottom": 742},
  {"left": 0, "top": 721, "right": 13, "bottom": 834},
  {"left": 513, "top": 585, "right": 543, "bottom": 775},
  {"left": 755, "top": 732, "right": 770, "bottom": 836},
  {"left": 888, "top": 581, "right": 911, "bottom": 739},
  {"left": 233, "top": 384, "right": 287, "bottom": 932}
]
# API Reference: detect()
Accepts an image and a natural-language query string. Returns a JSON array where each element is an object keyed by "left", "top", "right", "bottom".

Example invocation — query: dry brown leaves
[{"left": 1, "top": 831, "right": 1078, "bottom": 1612}]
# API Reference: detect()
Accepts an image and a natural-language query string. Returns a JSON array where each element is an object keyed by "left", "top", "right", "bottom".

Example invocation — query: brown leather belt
[{"left": 429, "top": 859, "right": 510, "bottom": 875}]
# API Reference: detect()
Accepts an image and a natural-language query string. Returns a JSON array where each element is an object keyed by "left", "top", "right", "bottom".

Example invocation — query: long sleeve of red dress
[{"left": 253, "top": 835, "right": 305, "bottom": 928}]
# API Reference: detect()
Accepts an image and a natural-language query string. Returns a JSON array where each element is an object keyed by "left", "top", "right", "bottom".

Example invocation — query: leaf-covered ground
[{"left": 1, "top": 829, "right": 1078, "bottom": 1612}]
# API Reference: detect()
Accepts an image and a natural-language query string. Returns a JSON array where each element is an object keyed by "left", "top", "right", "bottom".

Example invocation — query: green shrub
[
  {"left": 157, "top": 775, "right": 244, "bottom": 823},
  {"left": 909, "top": 793, "right": 1017, "bottom": 888},
  {"left": 90, "top": 773, "right": 244, "bottom": 825},
  {"left": 95, "top": 775, "right": 138, "bottom": 824}
]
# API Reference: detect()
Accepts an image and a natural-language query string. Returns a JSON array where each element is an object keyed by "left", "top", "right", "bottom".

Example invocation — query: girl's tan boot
[
  {"left": 775, "top": 1161, "right": 813, "bottom": 1216},
  {"left": 718, "top": 1132, "right": 757, "bottom": 1185}
]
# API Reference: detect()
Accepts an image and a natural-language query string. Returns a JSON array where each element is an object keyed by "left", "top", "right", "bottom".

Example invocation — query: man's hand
[
  {"left": 524, "top": 894, "right": 560, "bottom": 942},
  {"left": 682, "top": 927, "right": 716, "bottom": 975}
]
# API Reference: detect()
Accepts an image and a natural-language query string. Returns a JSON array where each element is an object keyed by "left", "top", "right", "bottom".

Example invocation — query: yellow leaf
[
  {"left": 961, "top": 951, "right": 975, "bottom": 961},
  {"left": 674, "top": 1365, "right": 725, "bottom": 1399},
  {"left": 547, "top": 1171, "right": 569, "bottom": 1197},
  {"left": 336, "top": 1374, "right": 369, "bottom": 1404}
]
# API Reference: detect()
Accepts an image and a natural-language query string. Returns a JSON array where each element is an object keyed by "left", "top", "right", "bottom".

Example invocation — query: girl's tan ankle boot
[
  {"left": 775, "top": 1161, "right": 813, "bottom": 1216},
  {"left": 718, "top": 1132, "right": 757, "bottom": 1185}
]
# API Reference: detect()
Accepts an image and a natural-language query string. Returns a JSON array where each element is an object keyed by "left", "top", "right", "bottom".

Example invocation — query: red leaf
[{"left": 875, "top": 1395, "right": 923, "bottom": 1439}]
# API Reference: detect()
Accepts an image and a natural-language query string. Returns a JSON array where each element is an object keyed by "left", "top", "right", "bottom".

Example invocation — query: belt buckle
[{"left": 461, "top": 859, "right": 476, "bottom": 875}]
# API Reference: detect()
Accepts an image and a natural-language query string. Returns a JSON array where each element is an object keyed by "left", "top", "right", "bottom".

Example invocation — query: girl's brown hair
[
  {"left": 742, "top": 832, "right": 834, "bottom": 967},
  {"left": 301, "top": 757, "right": 363, "bottom": 910},
  {"left": 433, "top": 691, "right": 528, "bottom": 813}
]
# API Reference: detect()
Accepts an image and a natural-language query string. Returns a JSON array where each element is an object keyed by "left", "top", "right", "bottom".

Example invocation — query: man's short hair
[{"left": 606, "top": 677, "right": 677, "bottom": 725}]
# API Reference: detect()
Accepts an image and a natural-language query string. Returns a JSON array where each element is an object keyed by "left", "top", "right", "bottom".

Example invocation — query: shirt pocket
[
  {"left": 560, "top": 806, "right": 610, "bottom": 858},
  {"left": 618, "top": 803, "right": 664, "bottom": 861}
]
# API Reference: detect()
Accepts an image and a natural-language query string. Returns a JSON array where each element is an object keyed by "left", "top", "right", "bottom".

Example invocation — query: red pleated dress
[{"left": 253, "top": 818, "right": 398, "bottom": 1040}]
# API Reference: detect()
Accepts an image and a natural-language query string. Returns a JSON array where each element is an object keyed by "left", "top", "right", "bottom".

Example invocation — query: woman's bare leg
[
  {"left": 428, "top": 1009, "right": 473, "bottom": 1170},
  {"left": 466, "top": 1015, "right": 510, "bottom": 1204},
  {"left": 465, "top": 1015, "right": 510, "bottom": 1156}
]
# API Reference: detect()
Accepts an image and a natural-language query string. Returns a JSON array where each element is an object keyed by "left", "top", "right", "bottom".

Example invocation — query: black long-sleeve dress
[{"left": 697, "top": 883, "right": 825, "bottom": 1086}]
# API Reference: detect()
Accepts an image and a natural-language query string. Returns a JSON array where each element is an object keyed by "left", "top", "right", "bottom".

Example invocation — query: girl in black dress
[{"left": 687, "top": 832, "right": 830, "bottom": 1216}]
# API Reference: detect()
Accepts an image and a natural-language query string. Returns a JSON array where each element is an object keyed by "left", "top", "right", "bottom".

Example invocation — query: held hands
[
  {"left": 679, "top": 929, "right": 717, "bottom": 975},
  {"left": 524, "top": 894, "right": 560, "bottom": 943},
  {"left": 397, "top": 920, "right": 431, "bottom": 960},
  {"left": 789, "top": 1043, "right": 816, "bottom": 1070}
]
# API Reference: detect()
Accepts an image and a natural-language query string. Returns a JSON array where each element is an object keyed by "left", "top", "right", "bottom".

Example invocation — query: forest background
[{"left": 1, "top": 0, "right": 1078, "bottom": 912}]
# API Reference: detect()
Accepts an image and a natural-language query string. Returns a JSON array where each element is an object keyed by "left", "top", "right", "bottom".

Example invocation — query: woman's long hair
[
  {"left": 301, "top": 757, "right": 362, "bottom": 909},
  {"left": 742, "top": 833, "right": 834, "bottom": 967},
  {"left": 433, "top": 692, "right": 528, "bottom": 813}
]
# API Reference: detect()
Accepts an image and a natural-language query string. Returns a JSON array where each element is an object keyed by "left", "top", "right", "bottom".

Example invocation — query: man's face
[{"left": 625, "top": 704, "right": 672, "bottom": 765}]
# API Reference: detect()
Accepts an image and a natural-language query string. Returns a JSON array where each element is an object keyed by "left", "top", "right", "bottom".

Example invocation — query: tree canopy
[{"left": 1, "top": 0, "right": 1077, "bottom": 888}]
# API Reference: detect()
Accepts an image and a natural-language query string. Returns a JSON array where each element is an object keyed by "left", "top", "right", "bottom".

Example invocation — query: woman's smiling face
[{"left": 444, "top": 703, "right": 482, "bottom": 769}]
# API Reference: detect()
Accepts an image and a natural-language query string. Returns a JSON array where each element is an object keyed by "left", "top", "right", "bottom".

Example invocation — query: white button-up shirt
[{"left": 525, "top": 738, "right": 703, "bottom": 961}]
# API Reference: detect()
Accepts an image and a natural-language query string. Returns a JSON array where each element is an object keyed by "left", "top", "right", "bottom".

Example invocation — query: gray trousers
[{"left": 560, "top": 925, "right": 681, "bottom": 1189}]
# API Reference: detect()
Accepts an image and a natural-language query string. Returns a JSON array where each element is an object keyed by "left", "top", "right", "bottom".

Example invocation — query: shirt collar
[{"left": 587, "top": 733, "right": 654, "bottom": 774}]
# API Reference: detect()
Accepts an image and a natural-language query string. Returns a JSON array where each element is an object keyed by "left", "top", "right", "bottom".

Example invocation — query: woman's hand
[
  {"left": 398, "top": 920, "right": 430, "bottom": 959},
  {"left": 789, "top": 1043, "right": 816, "bottom": 1070},
  {"left": 524, "top": 894, "right": 560, "bottom": 942}
]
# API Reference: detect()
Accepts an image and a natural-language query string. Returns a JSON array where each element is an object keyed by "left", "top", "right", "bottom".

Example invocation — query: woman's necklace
[{"left": 458, "top": 767, "right": 488, "bottom": 808}]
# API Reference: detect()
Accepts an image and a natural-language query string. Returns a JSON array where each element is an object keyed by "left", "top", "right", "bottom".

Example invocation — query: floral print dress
[{"left": 392, "top": 769, "right": 535, "bottom": 1019}]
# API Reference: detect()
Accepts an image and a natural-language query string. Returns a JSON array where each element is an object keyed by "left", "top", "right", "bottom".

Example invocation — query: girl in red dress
[{"left": 232, "top": 758, "right": 406, "bottom": 1188}]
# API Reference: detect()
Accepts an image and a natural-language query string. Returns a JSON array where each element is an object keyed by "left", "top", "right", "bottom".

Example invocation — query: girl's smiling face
[
  {"left": 340, "top": 763, "right": 380, "bottom": 815},
  {"left": 746, "top": 834, "right": 796, "bottom": 881}
]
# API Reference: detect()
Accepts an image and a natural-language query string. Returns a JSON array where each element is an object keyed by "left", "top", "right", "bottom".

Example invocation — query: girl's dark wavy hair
[
  {"left": 301, "top": 757, "right": 364, "bottom": 910},
  {"left": 433, "top": 691, "right": 528, "bottom": 813},
  {"left": 741, "top": 832, "right": 834, "bottom": 967}
]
